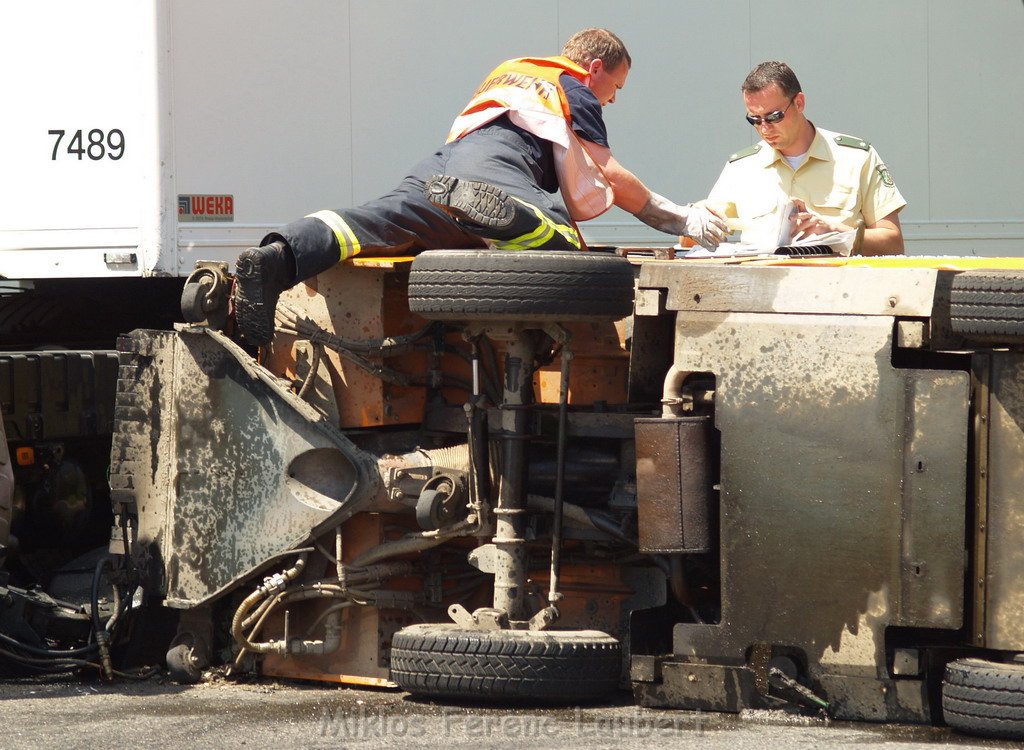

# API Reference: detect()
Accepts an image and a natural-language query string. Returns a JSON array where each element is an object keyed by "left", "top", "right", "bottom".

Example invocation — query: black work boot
[
  {"left": 233, "top": 240, "right": 294, "bottom": 346},
  {"left": 424, "top": 175, "right": 517, "bottom": 229}
]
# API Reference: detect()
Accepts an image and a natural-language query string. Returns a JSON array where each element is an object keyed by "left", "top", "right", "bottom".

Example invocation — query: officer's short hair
[
  {"left": 743, "top": 61, "right": 802, "bottom": 99},
  {"left": 562, "top": 28, "right": 631, "bottom": 72}
]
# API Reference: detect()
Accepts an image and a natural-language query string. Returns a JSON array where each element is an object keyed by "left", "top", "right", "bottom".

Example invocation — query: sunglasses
[{"left": 745, "top": 96, "right": 796, "bottom": 126}]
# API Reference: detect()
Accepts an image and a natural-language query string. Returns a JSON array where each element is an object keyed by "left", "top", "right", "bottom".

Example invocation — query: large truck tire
[
  {"left": 389, "top": 623, "right": 621, "bottom": 702},
  {"left": 408, "top": 250, "right": 635, "bottom": 322},
  {"left": 950, "top": 271, "right": 1024, "bottom": 341},
  {"left": 942, "top": 658, "right": 1024, "bottom": 740}
]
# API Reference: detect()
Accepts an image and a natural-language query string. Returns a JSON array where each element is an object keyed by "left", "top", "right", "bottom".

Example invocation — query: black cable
[
  {"left": 0, "top": 645, "right": 98, "bottom": 670},
  {"left": 305, "top": 322, "right": 438, "bottom": 356},
  {"left": 89, "top": 555, "right": 118, "bottom": 678},
  {"left": 90, "top": 555, "right": 114, "bottom": 635},
  {"left": 0, "top": 632, "right": 98, "bottom": 659},
  {"left": 0, "top": 551, "right": 147, "bottom": 677},
  {"left": 586, "top": 509, "right": 638, "bottom": 547}
]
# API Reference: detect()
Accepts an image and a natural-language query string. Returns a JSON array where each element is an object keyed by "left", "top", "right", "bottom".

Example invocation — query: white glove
[
  {"left": 681, "top": 205, "right": 730, "bottom": 249},
  {"left": 635, "top": 192, "right": 728, "bottom": 249}
]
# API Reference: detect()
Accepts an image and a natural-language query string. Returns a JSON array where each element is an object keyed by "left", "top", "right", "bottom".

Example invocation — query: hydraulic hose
[
  {"left": 230, "top": 554, "right": 308, "bottom": 654},
  {"left": 0, "top": 646, "right": 99, "bottom": 672},
  {"left": 0, "top": 632, "right": 98, "bottom": 659},
  {"left": 90, "top": 556, "right": 116, "bottom": 679},
  {"left": 348, "top": 521, "right": 474, "bottom": 569}
]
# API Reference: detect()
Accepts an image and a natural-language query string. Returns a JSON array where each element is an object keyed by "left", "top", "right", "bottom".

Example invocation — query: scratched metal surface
[{"left": 115, "top": 328, "right": 381, "bottom": 607}]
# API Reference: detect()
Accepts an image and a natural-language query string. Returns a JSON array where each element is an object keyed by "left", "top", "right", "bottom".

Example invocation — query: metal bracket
[
  {"left": 447, "top": 603, "right": 509, "bottom": 631},
  {"left": 467, "top": 543, "right": 499, "bottom": 574},
  {"left": 528, "top": 605, "right": 559, "bottom": 631}
]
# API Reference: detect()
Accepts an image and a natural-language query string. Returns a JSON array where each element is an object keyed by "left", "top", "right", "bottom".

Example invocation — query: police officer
[
  {"left": 233, "top": 28, "right": 727, "bottom": 346},
  {"left": 705, "top": 61, "right": 906, "bottom": 256}
]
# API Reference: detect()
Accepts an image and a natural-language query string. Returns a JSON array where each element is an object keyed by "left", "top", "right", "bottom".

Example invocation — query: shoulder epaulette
[
  {"left": 834, "top": 134, "right": 870, "bottom": 151},
  {"left": 728, "top": 144, "right": 761, "bottom": 162}
]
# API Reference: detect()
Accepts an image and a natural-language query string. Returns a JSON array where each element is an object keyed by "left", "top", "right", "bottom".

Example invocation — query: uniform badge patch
[{"left": 877, "top": 165, "right": 895, "bottom": 188}]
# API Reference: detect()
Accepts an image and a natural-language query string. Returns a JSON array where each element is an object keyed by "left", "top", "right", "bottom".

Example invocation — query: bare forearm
[
  {"left": 579, "top": 140, "right": 650, "bottom": 212},
  {"left": 606, "top": 165, "right": 650, "bottom": 213},
  {"left": 860, "top": 213, "right": 904, "bottom": 256},
  {"left": 860, "top": 226, "right": 904, "bottom": 256},
  {"left": 793, "top": 202, "right": 904, "bottom": 256},
  {"left": 578, "top": 139, "right": 726, "bottom": 247}
]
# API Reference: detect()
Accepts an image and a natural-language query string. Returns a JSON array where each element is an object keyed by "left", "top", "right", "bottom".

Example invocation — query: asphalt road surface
[{"left": 1, "top": 674, "right": 1020, "bottom": 750}]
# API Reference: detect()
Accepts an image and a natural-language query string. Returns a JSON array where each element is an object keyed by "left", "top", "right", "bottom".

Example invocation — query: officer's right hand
[
  {"left": 681, "top": 205, "right": 729, "bottom": 249},
  {"left": 790, "top": 198, "right": 847, "bottom": 240}
]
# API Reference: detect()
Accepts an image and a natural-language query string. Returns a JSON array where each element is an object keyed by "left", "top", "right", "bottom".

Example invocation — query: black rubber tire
[
  {"left": 389, "top": 623, "right": 621, "bottom": 702},
  {"left": 942, "top": 658, "right": 1024, "bottom": 740},
  {"left": 408, "top": 250, "right": 635, "bottom": 322},
  {"left": 950, "top": 271, "right": 1024, "bottom": 340}
]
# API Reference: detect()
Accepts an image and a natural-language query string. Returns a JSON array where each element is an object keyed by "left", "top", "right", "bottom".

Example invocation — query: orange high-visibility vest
[{"left": 447, "top": 56, "right": 614, "bottom": 222}]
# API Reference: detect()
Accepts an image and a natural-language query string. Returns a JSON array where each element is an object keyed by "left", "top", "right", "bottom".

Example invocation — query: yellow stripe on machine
[{"left": 759, "top": 256, "right": 1024, "bottom": 270}]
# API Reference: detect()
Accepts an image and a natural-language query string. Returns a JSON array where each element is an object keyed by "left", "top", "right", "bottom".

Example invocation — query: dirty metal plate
[
  {"left": 638, "top": 264, "right": 939, "bottom": 317},
  {"left": 635, "top": 416, "right": 714, "bottom": 553},
  {"left": 816, "top": 674, "right": 929, "bottom": 724},
  {"left": 983, "top": 352, "right": 1024, "bottom": 650},
  {"left": 119, "top": 329, "right": 381, "bottom": 607},
  {"left": 634, "top": 661, "right": 761, "bottom": 712},
  {"left": 897, "top": 371, "right": 968, "bottom": 629},
  {"left": 669, "top": 310, "right": 964, "bottom": 698}
]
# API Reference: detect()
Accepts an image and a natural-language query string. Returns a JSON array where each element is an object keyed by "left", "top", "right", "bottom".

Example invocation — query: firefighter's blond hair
[{"left": 561, "top": 28, "right": 631, "bottom": 72}]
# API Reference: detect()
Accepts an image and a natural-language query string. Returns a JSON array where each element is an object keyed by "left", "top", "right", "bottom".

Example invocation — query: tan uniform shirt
[{"left": 706, "top": 125, "right": 906, "bottom": 246}]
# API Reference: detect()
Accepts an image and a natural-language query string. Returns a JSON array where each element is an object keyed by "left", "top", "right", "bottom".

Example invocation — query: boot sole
[
  {"left": 425, "top": 176, "right": 515, "bottom": 229},
  {"left": 234, "top": 248, "right": 274, "bottom": 345}
]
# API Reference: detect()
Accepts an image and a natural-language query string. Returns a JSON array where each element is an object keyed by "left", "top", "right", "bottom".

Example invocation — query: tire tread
[
  {"left": 408, "top": 250, "right": 634, "bottom": 322},
  {"left": 950, "top": 271, "right": 1024, "bottom": 341},
  {"left": 942, "top": 658, "right": 1024, "bottom": 740},
  {"left": 390, "top": 624, "right": 621, "bottom": 702}
]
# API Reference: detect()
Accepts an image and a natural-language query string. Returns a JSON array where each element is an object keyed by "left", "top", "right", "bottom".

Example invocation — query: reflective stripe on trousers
[
  {"left": 307, "top": 210, "right": 362, "bottom": 261},
  {"left": 490, "top": 199, "right": 581, "bottom": 251}
]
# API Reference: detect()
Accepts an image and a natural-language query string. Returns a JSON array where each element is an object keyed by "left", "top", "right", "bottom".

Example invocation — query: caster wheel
[{"left": 166, "top": 636, "right": 209, "bottom": 684}]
